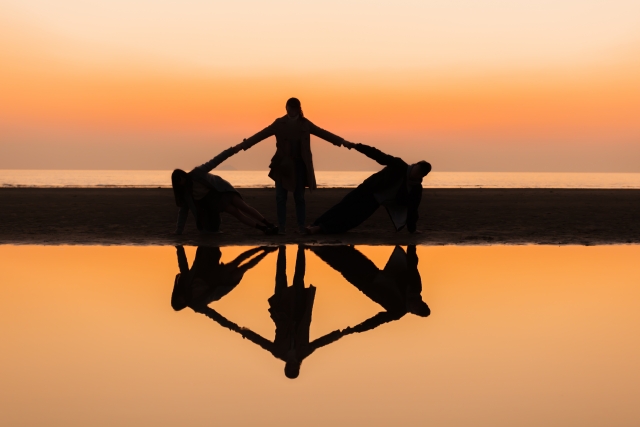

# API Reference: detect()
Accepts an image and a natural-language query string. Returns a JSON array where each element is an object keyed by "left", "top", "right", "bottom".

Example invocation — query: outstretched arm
[
  {"left": 343, "top": 310, "right": 403, "bottom": 335},
  {"left": 240, "top": 121, "right": 277, "bottom": 151},
  {"left": 352, "top": 143, "right": 406, "bottom": 168},
  {"left": 194, "top": 145, "right": 241, "bottom": 174},
  {"left": 308, "top": 329, "right": 346, "bottom": 354},
  {"left": 175, "top": 206, "right": 189, "bottom": 235},
  {"left": 175, "top": 245, "right": 190, "bottom": 274},
  {"left": 308, "top": 121, "right": 347, "bottom": 147},
  {"left": 194, "top": 305, "right": 274, "bottom": 353}
]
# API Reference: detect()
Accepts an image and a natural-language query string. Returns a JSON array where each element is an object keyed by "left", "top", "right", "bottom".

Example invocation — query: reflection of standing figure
[
  {"left": 171, "top": 245, "right": 274, "bottom": 311},
  {"left": 195, "top": 245, "right": 346, "bottom": 379},
  {"left": 309, "top": 245, "right": 430, "bottom": 332}
]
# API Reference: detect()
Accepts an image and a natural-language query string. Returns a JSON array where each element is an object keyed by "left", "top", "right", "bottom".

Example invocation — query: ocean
[{"left": 1, "top": 170, "right": 640, "bottom": 189}]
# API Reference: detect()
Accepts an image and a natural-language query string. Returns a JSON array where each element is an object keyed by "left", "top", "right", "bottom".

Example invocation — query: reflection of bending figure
[
  {"left": 172, "top": 245, "right": 274, "bottom": 311},
  {"left": 195, "top": 245, "right": 346, "bottom": 379},
  {"left": 309, "top": 245, "right": 430, "bottom": 333}
]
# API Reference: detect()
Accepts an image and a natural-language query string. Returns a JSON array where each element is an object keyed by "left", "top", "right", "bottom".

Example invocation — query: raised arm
[
  {"left": 308, "top": 329, "right": 346, "bottom": 354},
  {"left": 175, "top": 245, "right": 190, "bottom": 274},
  {"left": 195, "top": 305, "right": 274, "bottom": 353},
  {"left": 308, "top": 121, "right": 346, "bottom": 147},
  {"left": 175, "top": 206, "right": 189, "bottom": 235},
  {"left": 353, "top": 143, "right": 406, "bottom": 168},
  {"left": 194, "top": 145, "right": 240, "bottom": 174},
  {"left": 240, "top": 121, "right": 278, "bottom": 151}
]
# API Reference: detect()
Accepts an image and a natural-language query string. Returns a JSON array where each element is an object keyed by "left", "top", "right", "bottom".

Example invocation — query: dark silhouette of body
[
  {"left": 308, "top": 245, "right": 430, "bottom": 332},
  {"left": 172, "top": 146, "right": 276, "bottom": 235},
  {"left": 181, "top": 244, "right": 431, "bottom": 379},
  {"left": 196, "top": 245, "right": 346, "bottom": 379},
  {"left": 171, "top": 245, "right": 274, "bottom": 311},
  {"left": 308, "top": 143, "right": 431, "bottom": 234},
  {"left": 239, "top": 98, "right": 355, "bottom": 233}
]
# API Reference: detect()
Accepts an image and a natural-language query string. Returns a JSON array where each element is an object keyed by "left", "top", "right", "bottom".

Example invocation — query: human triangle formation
[
  {"left": 171, "top": 97, "right": 431, "bottom": 236},
  {"left": 171, "top": 244, "right": 430, "bottom": 379}
]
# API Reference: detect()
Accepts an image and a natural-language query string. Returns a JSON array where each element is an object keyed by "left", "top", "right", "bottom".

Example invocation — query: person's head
[
  {"left": 409, "top": 161, "right": 431, "bottom": 182},
  {"left": 285, "top": 97, "right": 303, "bottom": 119},
  {"left": 284, "top": 349, "right": 301, "bottom": 379},
  {"left": 171, "top": 169, "right": 190, "bottom": 207},
  {"left": 171, "top": 274, "right": 189, "bottom": 311},
  {"left": 407, "top": 297, "right": 430, "bottom": 317},
  {"left": 284, "top": 360, "right": 301, "bottom": 379}
]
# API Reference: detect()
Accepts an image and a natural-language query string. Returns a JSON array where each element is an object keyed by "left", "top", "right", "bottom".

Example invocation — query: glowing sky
[{"left": 1, "top": 0, "right": 639, "bottom": 171}]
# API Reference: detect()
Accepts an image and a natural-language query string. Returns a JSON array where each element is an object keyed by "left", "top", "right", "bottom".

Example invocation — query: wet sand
[{"left": 0, "top": 188, "right": 638, "bottom": 245}]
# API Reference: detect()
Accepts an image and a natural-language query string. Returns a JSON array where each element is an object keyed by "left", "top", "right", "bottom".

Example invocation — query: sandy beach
[{"left": 0, "top": 188, "right": 638, "bottom": 246}]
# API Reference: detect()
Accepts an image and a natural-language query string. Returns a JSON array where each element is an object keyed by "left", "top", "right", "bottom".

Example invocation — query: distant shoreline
[
  {"left": 2, "top": 170, "right": 640, "bottom": 190},
  {"left": 1, "top": 188, "right": 639, "bottom": 246}
]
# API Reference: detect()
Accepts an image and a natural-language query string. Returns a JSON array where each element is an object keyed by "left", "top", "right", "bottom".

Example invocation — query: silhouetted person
[
  {"left": 308, "top": 245, "right": 430, "bottom": 332},
  {"left": 239, "top": 98, "right": 356, "bottom": 234},
  {"left": 196, "top": 245, "right": 346, "bottom": 379},
  {"left": 171, "top": 245, "right": 274, "bottom": 311},
  {"left": 306, "top": 143, "right": 431, "bottom": 234},
  {"left": 172, "top": 146, "right": 277, "bottom": 235}
]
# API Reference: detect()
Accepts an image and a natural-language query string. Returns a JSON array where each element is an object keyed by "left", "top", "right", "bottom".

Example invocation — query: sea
[{"left": 2, "top": 169, "right": 640, "bottom": 188}]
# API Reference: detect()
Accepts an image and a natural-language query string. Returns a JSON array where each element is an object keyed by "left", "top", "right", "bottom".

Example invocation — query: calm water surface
[
  {"left": 3, "top": 170, "right": 640, "bottom": 188},
  {"left": 1, "top": 245, "right": 639, "bottom": 426}
]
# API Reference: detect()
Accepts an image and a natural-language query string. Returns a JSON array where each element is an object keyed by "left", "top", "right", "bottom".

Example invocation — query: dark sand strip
[{"left": 0, "top": 188, "right": 638, "bottom": 246}]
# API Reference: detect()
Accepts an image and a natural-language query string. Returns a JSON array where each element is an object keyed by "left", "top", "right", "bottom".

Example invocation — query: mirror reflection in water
[{"left": 171, "top": 244, "right": 430, "bottom": 379}]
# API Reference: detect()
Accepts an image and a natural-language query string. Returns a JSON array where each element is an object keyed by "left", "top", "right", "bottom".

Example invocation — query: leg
[
  {"left": 312, "top": 187, "right": 380, "bottom": 234},
  {"left": 293, "top": 162, "right": 307, "bottom": 230},
  {"left": 293, "top": 244, "right": 306, "bottom": 288},
  {"left": 275, "top": 246, "right": 287, "bottom": 293},
  {"left": 223, "top": 204, "right": 260, "bottom": 228},
  {"left": 231, "top": 194, "right": 268, "bottom": 223},
  {"left": 275, "top": 181, "right": 288, "bottom": 231}
]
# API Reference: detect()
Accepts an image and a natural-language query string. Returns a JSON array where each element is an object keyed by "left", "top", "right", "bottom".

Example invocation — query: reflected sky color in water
[{"left": 1, "top": 245, "right": 639, "bottom": 426}]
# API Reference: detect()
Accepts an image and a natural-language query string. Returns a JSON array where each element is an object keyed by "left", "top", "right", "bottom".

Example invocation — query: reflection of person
[
  {"left": 196, "top": 245, "right": 347, "bottom": 379},
  {"left": 172, "top": 146, "right": 277, "bottom": 235},
  {"left": 239, "top": 98, "right": 355, "bottom": 234},
  {"left": 307, "top": 143, "right": 431, "bottom": 234},
  {"left": 171, "top": 245, "right": 274, "bottom": 311},
  {"left": 309, "top": 245, "right": 430, "bottom": 332}
]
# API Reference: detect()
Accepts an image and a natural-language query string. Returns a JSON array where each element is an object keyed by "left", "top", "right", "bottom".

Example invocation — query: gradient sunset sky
[{"left": 1, "top": 0, "right": 639, "bottom": 171}]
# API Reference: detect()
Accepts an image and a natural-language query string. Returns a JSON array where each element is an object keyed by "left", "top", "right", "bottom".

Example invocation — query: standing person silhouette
[{"left": 239, "top": 98, "right": 355, "bottom": 234}]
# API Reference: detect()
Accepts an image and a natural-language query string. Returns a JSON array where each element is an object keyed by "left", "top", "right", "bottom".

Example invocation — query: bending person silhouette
[
  {"left": 239, "top": 98, "right": 356, "bottom": 234},
  {"left": 171, "top": 245, "right": 274, "bottom": 311},
  {"left": 172, "top": 146, "right": 277, "bottom": 235},
  {"left": 308, "top": 245, "right": 430, "bottom": 332},
  {"left": 306, "top": 143, "right": 431, "bottom": 234},
  {"left": 195, "top": 245, "right": 346, "bottom": 379}
]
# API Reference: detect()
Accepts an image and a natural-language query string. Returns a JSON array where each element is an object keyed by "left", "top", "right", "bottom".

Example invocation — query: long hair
[
  {"left": 171, "top": 169, "right": 191, "bottom": 207},
  {"left": 286, "top": 97, "right": 304, "bottom": 118}
]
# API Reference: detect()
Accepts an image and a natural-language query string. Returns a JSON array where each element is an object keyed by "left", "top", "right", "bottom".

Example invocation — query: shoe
[{"left": 277, "top": 228, "right": 286, "bottom": 235}]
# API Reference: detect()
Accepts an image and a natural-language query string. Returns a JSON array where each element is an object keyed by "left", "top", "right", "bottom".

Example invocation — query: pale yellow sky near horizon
[{"left": 1, "top": 0, "right": 639, "bottom": 171}]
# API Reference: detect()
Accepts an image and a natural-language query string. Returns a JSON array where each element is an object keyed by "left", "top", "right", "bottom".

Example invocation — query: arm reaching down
[
  {"left": 308, "top": 121, "right": 346, "bottom": 147},
  {"left": 353, "top": 143, "right": 406, "bottom": 168},
  {"left": 195, "top": 146, "right": 240, "bottom": 174}
]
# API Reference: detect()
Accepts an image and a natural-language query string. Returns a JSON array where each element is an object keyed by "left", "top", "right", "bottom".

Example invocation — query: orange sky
[{"left": 1, "top": 1, "right": 639, "bottom": 171}]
